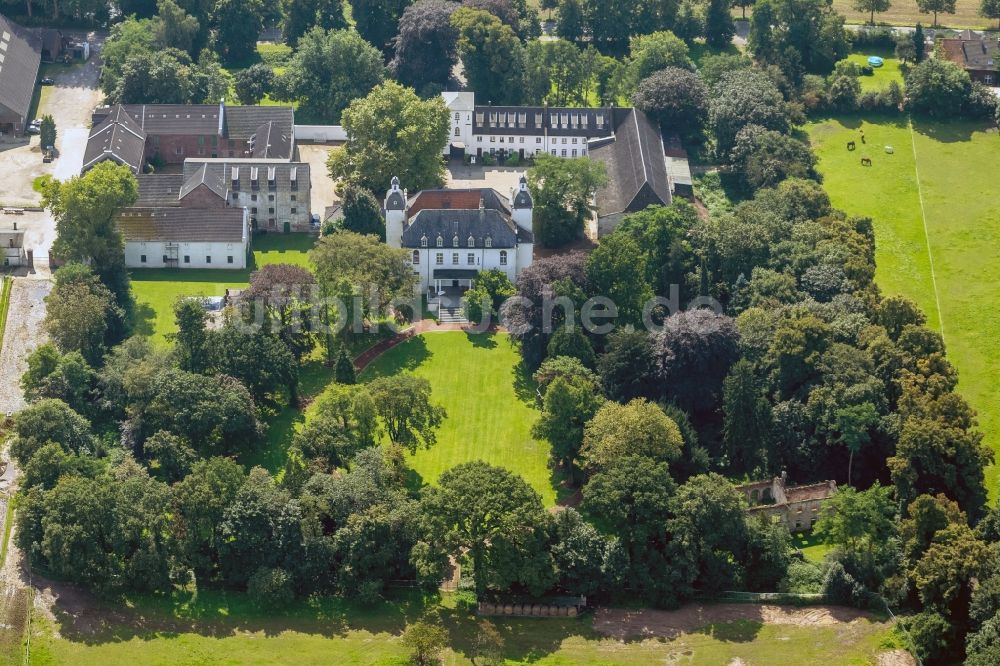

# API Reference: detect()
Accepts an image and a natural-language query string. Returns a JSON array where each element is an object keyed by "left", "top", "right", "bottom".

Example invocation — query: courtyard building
[
  {"left": 0, "top": 14, "right": 41, "bottom": 137},
  {"left": 736, "top": 473, "right": 838, "bottom": 532}
]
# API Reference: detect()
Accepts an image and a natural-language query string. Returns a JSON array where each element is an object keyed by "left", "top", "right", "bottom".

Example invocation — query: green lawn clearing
[
  {"left": 792, "top": 531, "right": 834, "bottom": 563},
  {"left": 807, "top": 115, "right": 1000, "bottom": 498},
  {"left": 360, "top": 331, "right": 559, "bottom": 505},
  {"left": 844, "top": 48, "right": 905, "bottom": 92},
  {"left": 130, "top": 233, "right": 316, "bottom": 343},
  {"left": 23, "top": 587, "right": 899, "bottom": 666}
]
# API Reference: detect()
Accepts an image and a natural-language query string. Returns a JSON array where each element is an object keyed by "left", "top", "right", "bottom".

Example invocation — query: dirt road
[{"left": 0, "top": 279, "right": 51, "bottom": 414}]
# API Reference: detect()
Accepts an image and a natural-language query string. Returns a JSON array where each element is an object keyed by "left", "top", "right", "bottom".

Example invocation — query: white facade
[{"left": 126, "top": 239, "right": 249, "bottom": 269}]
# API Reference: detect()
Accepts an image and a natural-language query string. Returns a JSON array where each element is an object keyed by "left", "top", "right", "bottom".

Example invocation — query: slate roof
[
  {"left": 82, "top": 105, "right": 147, "bottom": 173},
  {"left": 182, "top": 160, "right": 310, "bottom": 192},
  {"left": 512, "top": 176, "right": 532, "bottom": 209},
  {"left": 117, "top": 207, "right": 246, "bottom": 243},
  {"left": 401, "top": 208, "right": 531, "bottom": 249},
  {"left": 590, "top": 108, "right": 671, "bottom": 218},
  {"left": 135, "top": 174, "right": 185, "bottom": 206},
  {"left": 93, "top": 103, "right": 295, "bottom": 158},
  {"left": 0, "top": 14, "right": 42, "bottom": 124},
  {"left": 941, "top": 37, "right": 1000, "bottom": 71},
  {"left": 472, "top": 105, "right": 614, "bottom": 137},
  {"left": 179, "top": 162, "right": 228, "bottom": 201}
]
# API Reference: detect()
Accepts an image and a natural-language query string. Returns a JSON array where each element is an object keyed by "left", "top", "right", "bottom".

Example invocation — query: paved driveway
[
  {"left": 297, "top": 143, "right": 340, "bottom": 217},
  {"left": 0, "top": 33, "right": 103, "bottom": 206}
]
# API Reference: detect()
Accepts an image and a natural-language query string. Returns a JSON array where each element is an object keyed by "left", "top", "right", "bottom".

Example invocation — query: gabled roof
[
  {"left": 0, "top": 14, "right": 42, "bottom": 123},
  {"left": 406, "top": 188, "right": 511, "bottom": 219},
  {"left": 249, "top": 120, "right": 292, "bottom": 159},
  {"left": 941, "top": 36, "right": 1000, "bottom": 72},
  {"left": 179, "top": 161, "right": 227, "bottom": 201},
  {"left": 117, "top": 207, "right": 246, "bottom": 243},
  {"left": 82, "top": 105, "right": 147, "bottom": 173},
  {"left": 118, "top": 103, "right": 223, "bottom": 135},
  {"left": 401, "top": 208, "right": 531, "bottom": 248},
  {"left": 590, "top": 108, "right": 671, "bottom": 218},
  {"left": 182, "top": 159, "right": 309, "bottom": 192}
]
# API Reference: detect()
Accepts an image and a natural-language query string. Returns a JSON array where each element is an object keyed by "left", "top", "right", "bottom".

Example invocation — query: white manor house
[{"left": 384, "top": 176, "right": 534, "bottom": 295}]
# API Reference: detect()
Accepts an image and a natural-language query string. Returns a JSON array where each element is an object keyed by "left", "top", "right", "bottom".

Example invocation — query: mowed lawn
[
  {"left": 843, "top": 48, "right": 905, "bottom": 92},
  {"left": 808, "top": 115, "right": 1000, "bottom": 497},
  {"left": 24, "top": 589, "right": 898, "bottom": 666},
  {"left": 130, "top": 233, "right": 316, "bottom": 343},
  {"left": 361, "top": 331, "right": 558, "bottom": 505}
]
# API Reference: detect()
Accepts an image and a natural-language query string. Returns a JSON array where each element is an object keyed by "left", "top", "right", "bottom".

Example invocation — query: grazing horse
[
  {"left": 847, "top": 140, "right": 856, "bottom": 150},
  {"left": 861, "top": 156, "right": 872, "bottom": 166}
]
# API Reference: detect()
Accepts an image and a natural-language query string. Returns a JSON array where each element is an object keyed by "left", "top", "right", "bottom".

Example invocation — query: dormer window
[
  {"left": 534, "top": 113, "right": 542, "bottom": 126},
  {"left": 467, "top": 235, "right": 475, "bottom": 248},
  {"left": 436, "top": 235, "right": 443, "bottom": 248},
  {"left": 452, "top": 235, "right": 459, "bottom": 247},
  {"left": 420, "top": 235, "right": 428, "bottom": 247},
  {"left": 485, "top": 236, "right": 492, "bottom": 248}
]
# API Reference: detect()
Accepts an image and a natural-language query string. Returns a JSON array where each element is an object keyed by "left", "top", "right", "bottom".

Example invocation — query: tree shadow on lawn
[
  {"left": 359, "top": 335, "right": 432, "bottom": 380},
  {"left": 441, "top": 611, "right": 601, "bottom": 663},
  {"left": 465, "top": 329, "right": 498, "bottom": 349},
  {"left": 131, "top": 301, "right": 157, "bottom": 337},
  {"left": 910, "top": 117, "right": 987, "bottom": 143},
  {"left": 512, "top": 361, "right": 540, "bottom": 407},
  {"left": 43, "top": 579, "right": 433, "bottom": 645},
  {"left": 695, "top": 619, "right": 764, "bottom": 643}
]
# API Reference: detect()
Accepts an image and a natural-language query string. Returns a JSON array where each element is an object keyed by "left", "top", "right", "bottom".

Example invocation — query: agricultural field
[
  {"left": 829, "top": 0, "right": 993, "bottom": 29},
  {"left": 807, "top": 115, "right": 1000, "bottom": 498},
  {"left": 360, "top": 331, "right": 560, "bottom": 505}
]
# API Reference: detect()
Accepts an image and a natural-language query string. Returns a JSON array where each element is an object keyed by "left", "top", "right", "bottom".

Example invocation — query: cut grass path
[
  {"left": 360, "top": 331, "right": 559, "bottom": 505},
  {"left": 808, "top": 115, "right": 1000, "bottom": 497}
]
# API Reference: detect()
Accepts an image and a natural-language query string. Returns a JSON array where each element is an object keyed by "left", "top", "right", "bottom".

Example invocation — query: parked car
[
  {"left": 311, "top": 213, "right": 320, "bottom": 228},
  {"left": 39, "top": 77, "right": 55, "bottom": 85},
  {"left": 42, "top": 148, "right": 54, "bottom": 162},
  {"left": 26, "top": 125, "right": 40, "bottom": 135}
]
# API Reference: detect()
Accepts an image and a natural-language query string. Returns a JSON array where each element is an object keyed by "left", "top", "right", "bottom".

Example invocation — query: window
[
  {"left": 452, "top": 252, "right": 459, "bottom": 265},
  {"left": 561, "top": 149, "right": 567, "bottom": 157},
  {"left": 412, "top": 250, "right": 420, "bottom": 264},
  {"left": 436, "top": 253, "right": 443, "bottom": 265},
  {"left": 454, "top": 126, "right": 460, "bottom": 137},
  {"left": 453, "top": 235, "right": 459, "bottom": 247},
  {"left": 231, "top": 193, "right": 238, "bottom": 200},
  {"left": 227, "top": 255, "right": 233, "bottom": 264},
  {"left": 175, "top": 146, "right": 183, "bottom": 155},
  {"left": 536, "top": 137, "right": 542, "bottom": 143},
  {"left": 290, "top": 195, "right": 296, "bottom": 201},
  {"left": 454, "top": 112, "right": 460, "bottom": 121},
  {"left": 985, "top": 74, "right": 994, "bottom": 84},
  {"left": 499, "top": 250, "right": 508, "bottom": 265},
  {"left": 420, "top": 235, "right": 428, "bottom": 248},
  {"left": 519, "top": 137, "right": 524, "bottom": 143},
  {"left": 268, "top": 194, "right": 274, "bottom": 201},
  {"left": 184, "top": 255, "right": 190, "bottom": 264},
  {"left": 499, "top": 136, "right": 504, "bottom": 143},
  {"left": 252, "top": 207, "right": 258, "bottom": 214},
  {"left": 561, "top": 137, "right": 567, "bottom": 144},
  {"left": 468, "top": 235, "right": 475, "bottom": 247},
  {"left": 572, "top": 149, "right": 577, "bottom": 157},
  {"left": 571, "top": 138, "right": 577, "bottom": 144},
  {"left": 198, "top": 136, "right": 205, "bottom": 145},
  {"left": 251, "top": 194, "right": 258, "bottom": 201},
  {"left": 551, "top": 150, "right": 557, "bottom": 155},
  {"left": 508, "top": 136, "right": 514, "bottom": 143},
  {"left": 490, "top": 136, "right": 495, "bottom": 143},
  {"left": 268, "top": 207, "right": 275, "bottom": 214},
  {"left": 290, "top": 207, "right": 297, "bottom": 214},
  {"left": 467, "top": 253, "right": 475, "bottom": 265},
  {"left": 476, "top": 136, "right": 482, "bottom": 143},
  {"left": 485, "top": 237, "right": 492, "bottom": 248},
  {"left": 535, "top": 148, "right": 541, "bottom": 155},
  {"left": 436, "top": 235, "right": 443, "bottom": 247},
  {"left": 206, "top": 256, "right": 212, "bottom": 264},
  {"left": 140, "top": 254, "right": 146, "bottom": 263}
]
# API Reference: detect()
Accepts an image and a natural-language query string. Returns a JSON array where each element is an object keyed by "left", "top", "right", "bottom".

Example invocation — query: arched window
[
  {"left": 485, "top": 236, "right": 492, "bottom": 248},
  {"left": 468, "top": 235, "right": 475, "bottom": 248},
  {"left": 453, "top": 235, "right": 459, "bottom": 247},
  {"left": 499, "top": 250, "right": 507, "bottom": 265},
  {"left": 454, "top": 112, "right": 460, "bottom": 121},
  {"left": 420, "top": 235, "right": 428, "bottom": 248},
  {"left": 436, "top": 235, "right": 443, "bottom": 248},
  {"left": 412, "top": 250, "right": 420, "bottom": 265}
]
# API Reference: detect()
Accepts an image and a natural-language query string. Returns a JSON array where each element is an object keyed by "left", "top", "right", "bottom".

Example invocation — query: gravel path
[{"left": 0, "top": 279, "right": 51, "bottom": 414}]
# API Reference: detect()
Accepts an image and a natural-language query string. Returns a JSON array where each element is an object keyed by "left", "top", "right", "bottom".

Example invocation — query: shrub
[
  {"left": 781, "top": 559, "right": 825, "bottom": 593},
  {"left": 822, "top": 561, "right": 873, "bottom": 608},
  {"left": 247, "top": 567, "right": 295, "bottom": 609}
]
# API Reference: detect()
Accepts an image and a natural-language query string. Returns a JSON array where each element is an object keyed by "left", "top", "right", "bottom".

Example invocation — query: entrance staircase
[{"left": 438, "top": 304, "right": 468, "bottom": 325}]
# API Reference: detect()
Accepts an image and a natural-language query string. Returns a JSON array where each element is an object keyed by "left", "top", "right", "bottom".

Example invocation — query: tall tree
[
  {"left": 368, "top": 375, "right": 445, "bottom": 452},
  {"left": 853, "top": 0, "right": 891, "bottom": 23},
  {"left": 244, "top": 263, "right": 317, "bottom": 361},
  {"left": 339, "top": 185, "right": 386, "bottom": 239},
  {"left": 350, "top": 0, "right": 413, "bottom": 50},
  {"left": 152, "top": 0, "right": 200, "bottom": 55},
  {"left": 310, "top": 230, "right": 418, "bottom": 322},
  {"left": 654, "top": 309, "right": 741, "bottom": 413},
  {"left": 632, "top": 68, "right": 709, "bottom": 140},
  {"left": 235, "top": 63, "right": 275, "bottom": 105},
  {"left": 390, "top": 0, "right": 459, "bottom": 92},
  {"left": 585, "top": 232, "right": 651, "bottom": 327},
  {"left": 171, "top": 297, "right": 210, "bottom": 373},
  {"left": 417, "top": 462, "right": 552, "bottom": 595},
  {"left": 527, "top": 154, "right": 607, "bottom": 248},
  {"left": 981, "top": 0, "right": 1000, "bottom": 28},
  {"left": 627, "top": 31, "right": 694, "bottom": 83},
  {"left": 596, "top": 330, "right": 658, "bottom": 402},
  {"left": 327, "top": 81, "right": 450, "bottom": 192},
  {"left": 451, "top": 8, "right": 525, "bottom": 105},
  {"left": 44, "top": 162, "right": 138, "bottom": 308},
  {"left": 213, "top": 0, "right": 263, "bottom": 64},
  {"left": 44, "top": 265, "right": 121, "bottom": 365},
  {"left": 722, "top": 359, "right": 771, "bottom": 474},
  {"left": 581, "top": 399, "right": 684, "bottom": 470},
  {"left": 276, "top": 28, "right": 385, "bottom": 124},
  {"left": 704, "top": 0, "right": 736, "bottom": 48},
  {"left": 916, "top": 0, "right": 956, "bottom": 25},
  {"left": 532, "top": 374, "right": 605, "bottom": 478}
]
